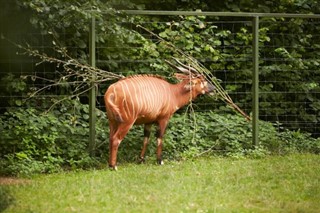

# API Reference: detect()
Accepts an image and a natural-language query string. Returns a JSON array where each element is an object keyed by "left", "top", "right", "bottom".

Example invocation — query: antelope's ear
[{"left": 174, "top": 73, "right": 190, "bottom": 81}]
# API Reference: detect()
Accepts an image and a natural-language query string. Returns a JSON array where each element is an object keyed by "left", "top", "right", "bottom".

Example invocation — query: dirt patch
[{"left": 0, "top": 177, "right": 31, "bottom": 185}]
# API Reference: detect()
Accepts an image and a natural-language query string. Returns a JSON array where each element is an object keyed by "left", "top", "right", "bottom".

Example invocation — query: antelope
[{"left": 104, "top": 61, "right": 215, "bottom": 170}]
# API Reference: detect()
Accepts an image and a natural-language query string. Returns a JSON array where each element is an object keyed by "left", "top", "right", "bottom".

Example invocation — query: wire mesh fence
[
  {"left": 1, "top": 12, "right": 320, "bottom": 145},
  {"left": 0, "top": 31, "right": 90, "bottom": 111},
  {"left": 95, "top": 14, "right": 320, "bottom": 138},
  {"left": 259, "top": 18, "right": 320, "bottom": 136}
]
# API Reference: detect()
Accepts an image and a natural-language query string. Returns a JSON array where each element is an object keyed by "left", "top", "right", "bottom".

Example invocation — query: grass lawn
[{"left": 1, "top": 154, "right": 319, "bottom": 213}]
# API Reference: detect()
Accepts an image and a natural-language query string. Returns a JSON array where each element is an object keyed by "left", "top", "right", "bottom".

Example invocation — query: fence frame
[
  {"left": 88, "top": 10, "right": 320, "bottom": 154},
  {"left": 89, "top": 16, "right": 96, "bottom": 156}
]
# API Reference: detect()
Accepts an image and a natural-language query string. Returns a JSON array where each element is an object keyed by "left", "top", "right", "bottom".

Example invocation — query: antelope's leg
[
  {"left": 109, "top": 137, "right": 120, "bottom": 170},
  {"left": 156, "top": 138, "right": 164, "bottom": 165},
  {"left": 109, "top": 122, "right": 133, "bottom": 170},
  {"left": 156, "top": 119, "right": 169, "bottom": 165},
  {"left": 139, "top": 124, "right": 152, "bottom": 163},
  {"left": 108, "top": 122, "right": 117, "bottom": 169}
]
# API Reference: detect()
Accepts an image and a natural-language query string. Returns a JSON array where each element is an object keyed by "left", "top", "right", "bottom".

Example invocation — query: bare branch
[{"left": 3, "top": 35, "right": 124, "bottom": 111}]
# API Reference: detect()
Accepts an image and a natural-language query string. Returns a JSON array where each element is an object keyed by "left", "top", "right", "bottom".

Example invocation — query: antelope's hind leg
[
  {"left": 109, "top": 122, "right": 133, "bottom": 170},
  {"left": 139, "top": 124, "right": 152, "bottom": 163},
  {"left": 156, "top": 119, "right": 169, "bottom": 165}
]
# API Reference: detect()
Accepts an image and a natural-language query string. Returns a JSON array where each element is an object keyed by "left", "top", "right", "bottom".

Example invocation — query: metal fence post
[
  {"left": 89, "top": 16, "right": 96, "bottom": 156},
  {"left": 252, "top": 16, "right": 259, "bottom": 146}
]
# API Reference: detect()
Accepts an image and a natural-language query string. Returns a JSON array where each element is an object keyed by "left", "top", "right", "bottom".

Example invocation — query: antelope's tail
[{"left": 105, "top": 92, "right": 123, "bottom": 123}]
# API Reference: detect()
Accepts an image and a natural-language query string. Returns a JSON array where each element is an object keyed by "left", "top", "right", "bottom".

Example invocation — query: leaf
[
  {"left": 159, "top": 31, "right": 167, "bottom": 38},
  {"left": 212, "top": 56, "right": 219, "bottom": 61},
  {"left": 15, "top": 100, "right": 22, "bottom": 106},
  {"left": 78, "top": 40, "right": 86, "bottom": 49},
  {"left": 198, "top": 21, "right": 205, "bottom": 29},
  {"left": 213, "top": 40, "right": 222, "bottom": 46},
  {"left": 16, "top": 152, "right": 28, "bottom": 160}
]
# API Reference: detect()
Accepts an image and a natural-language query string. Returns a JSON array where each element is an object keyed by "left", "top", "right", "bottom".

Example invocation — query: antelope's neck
[{"left": 171, "top": 82, "right": 192, "bottom": 110}]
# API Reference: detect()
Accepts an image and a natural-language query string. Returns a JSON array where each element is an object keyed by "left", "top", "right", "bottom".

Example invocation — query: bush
[
  {"left": 163, "top": 111, "right": 320, "bottom": 160},
  {"left": 0, "top": 100, "right": 109, "bottom": 176},
  {"left": 1, "top": 102, "right": 319, "bottom": 176}
]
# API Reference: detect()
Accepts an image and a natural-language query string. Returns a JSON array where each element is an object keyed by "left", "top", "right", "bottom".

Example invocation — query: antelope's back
[{"left": 105, "top": 75, "right": 173, "bottom": 122}]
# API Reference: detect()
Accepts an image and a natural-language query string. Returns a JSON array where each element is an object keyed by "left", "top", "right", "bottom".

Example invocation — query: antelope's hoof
[
  {"left": 157, "top": 160, "right": 164, "bottom": 165},
  {"left": 109, "top": 165, "right": 118, "bottom": 171},
  {"left": 138, "top": 157, "right": 145, "bottom": 164}
]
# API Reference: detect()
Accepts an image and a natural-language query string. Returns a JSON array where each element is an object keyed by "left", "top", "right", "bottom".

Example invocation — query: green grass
[{"left": 1, "top": 154, "right": 320, "bottom": 213}]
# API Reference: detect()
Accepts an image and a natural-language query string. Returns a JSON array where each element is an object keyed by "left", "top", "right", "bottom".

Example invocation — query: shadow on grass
[{"left": 0, "top": 186, "right": 15, "bottom": 212}]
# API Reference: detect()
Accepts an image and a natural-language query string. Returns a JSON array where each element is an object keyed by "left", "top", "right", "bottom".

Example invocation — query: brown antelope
[{"left": 104, "top": 62, "right": 215, "bottom": 170}]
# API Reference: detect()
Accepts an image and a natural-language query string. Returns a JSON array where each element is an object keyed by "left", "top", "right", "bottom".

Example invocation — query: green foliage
[
  {"left": 15, "top": 0, "right": 159, "bottom": 74},
  {"left": 0, "top": 73, "right": 27, "bottom": 107},
  {"left": 4, "top": 0, "right": 320, "bottom": 135},
  {"left": 118, "top": 110, "right": 320, "bottom": 163},
  {"left": 163, "top": 111, "right": 320, "bottom": 160},
  {"left": 1, "top": 100, "right": 319, "bottom": 176},
  {"left": 0, "top": 100, "right": 109, "bottom": 176}
]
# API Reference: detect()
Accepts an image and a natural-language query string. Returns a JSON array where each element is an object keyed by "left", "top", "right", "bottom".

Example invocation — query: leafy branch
[{"left": 137, "top": 25, "right": 251, "bottom": 121}]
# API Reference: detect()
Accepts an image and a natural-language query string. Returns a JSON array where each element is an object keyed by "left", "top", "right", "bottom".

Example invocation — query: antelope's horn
[
  {"left": 172, "top": 58, "right": 198, "bottom": 74},
  {"left": 165, "top": 60, "right": 191, "bottom": 74}
]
